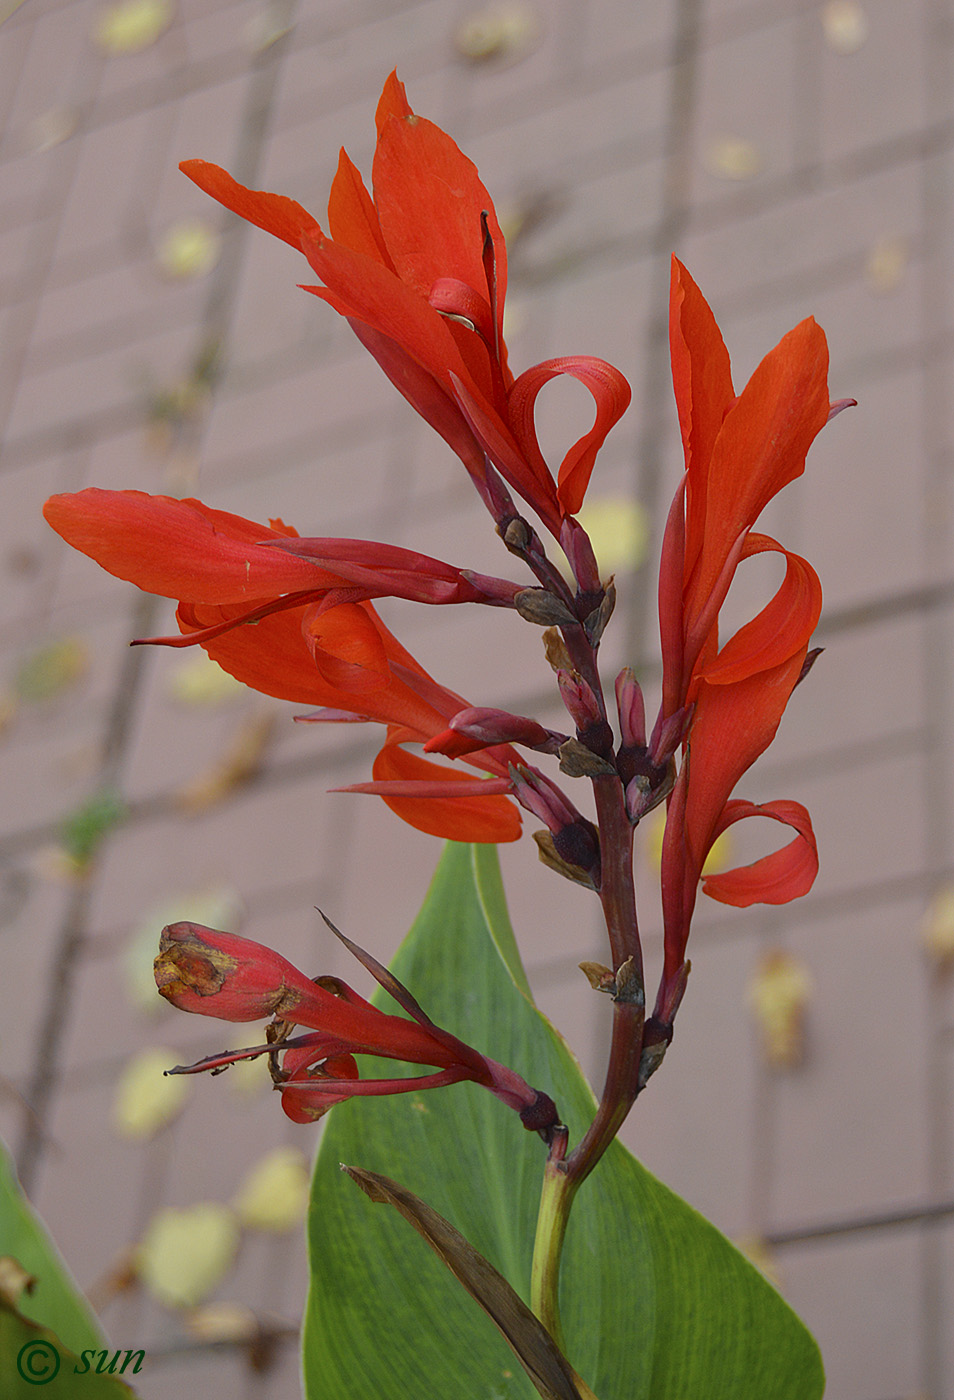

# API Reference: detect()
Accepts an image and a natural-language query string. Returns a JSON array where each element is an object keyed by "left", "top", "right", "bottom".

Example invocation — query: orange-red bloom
[
  {"left": 43, "top": 488, "right": 521, "bottom": 843},
  {"left": 156, "top": 921, "right": 556, "bottom": 1130},
  {"left": 653, "top": 259, "right": 834, "bottom": 1015},
  {"left": 181, "top": 73, "right": 630, "bottom": 531}
]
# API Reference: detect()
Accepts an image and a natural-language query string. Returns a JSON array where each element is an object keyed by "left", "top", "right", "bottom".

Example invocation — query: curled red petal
[
  {"left": 302, "top": 602, "right": 390, "bottom": 693},
  {"left": 180, "top": 159, "right": 321, "bottom": 250},
  {"left": 697, "top": 534, "right": 822, "bottom": 687},
  {"left": 701, "top": 798, "right": 818, "bottom": 906},
  {"left": 450, "top": 372, "right": 562, "bottom": 533},
  {"left": 508, "top": 356, "right": 633, "bottom": 517}
]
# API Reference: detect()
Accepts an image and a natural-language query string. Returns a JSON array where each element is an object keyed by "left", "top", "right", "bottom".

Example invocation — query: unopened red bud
[
  {"left": 615, "top": 667, "right": 647, "bottom": 749},
  {"left": 427, "top": 706, "right": 564, "bottom": 756},
  {"left": 155, "top": 923, "right": 322, "bottom": 1023}
]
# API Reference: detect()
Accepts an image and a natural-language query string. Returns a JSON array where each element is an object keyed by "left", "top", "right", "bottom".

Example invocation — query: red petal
[
  {"left": 508, "top": 357, "right": 633, "bottom": 517},
  {"left": 683, "top": 648, "right": 807, "bottom": 872},
  {"left": 689, "top": 317, "right": 830, "bottom": 619},
  {"left": 327, "top": 148, "right": 393, "bottom": 266},
  {"left": 371, "top": 98, "right": 508, "bottom": 319},
  {"left": 669, "top": 257, "right": 735, "bottom": 583},
  {"left": 696, "top": 534, "right": 822, "bottom": 687},
  {"left": 177, "top": 599, "right": 451, "bottom": 735},
  {"left": 300, "top": 235, "right": 477, "bottom": 393},
  {"left": 363, "top": 744, "right": 520, "bottom": 842},
  {"left": 450, "top": 372, "right": 562, "bottom": 533},
  {"left": 43, "top": 490, "right": 334, "bottom": 602},
  {"left": 180, "top": 160, "right": 321, "bottom": 250},
  {"left": 701, "top": 798, "right": 818, "bottom": 906},
  {"left": 375, "top": 70, "right": 413, "bottom": 132},
  {"left": 302, "top": 602, "right": 390, "bottom": 693}
]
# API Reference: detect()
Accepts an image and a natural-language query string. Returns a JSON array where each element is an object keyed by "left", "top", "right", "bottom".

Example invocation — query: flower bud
[{"left": 155, "top": 923, "right": 322, "bottom": 1023}]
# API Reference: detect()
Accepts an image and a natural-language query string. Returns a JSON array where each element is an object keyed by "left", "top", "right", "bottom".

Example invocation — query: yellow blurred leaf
[
  {"left": 112, "top": 1047, "right": 188, "bottom": 1139},
  {"left": 455, "top": 3, "right": 540, "bottom": 62},
  {"left": 576, "top": 497, "right": 649, "bottom": 576},
  {"left": 243, "top": 0, "right": 292, "bottom": 53},
  {"left": 176, "top": 712, "right": 277, "bottom": 813},
  {"left": 157, "top": 218, "right": 221, "bottom": 280},
  {"left": 822, "top": 0, "right": 868, "bottom": 54},
  {"left": 124, "top": 884, "right": 244, "bottom": 1013},
  {"left": 922, "top": 885, "right": 954, "bottom": 971},
  {"left": 747, "top": 949, "right": 813, "bottom": 1070},
  {"left": 643, "top": 808, "right": 732, "bottom": 877},
  {"left": 15, "top": 637, "right": 88, "bottom": 702},
  {"left": 138, "top": 1204, "right": 239, "bottom": 1308},
  {"left": 94, "top": 0, "right": 173, "bottom": 54},
  {"left": 167, "top": 652, "right": 244, "bottom": 706},
  {"left": 705, "top": 135, "right": 763, "bottom": 182},
  {"left": 186, "top": 1301, "right": 259, "bottom": 1343},
  {"left": 700, "top": 828, "right": 733, "bottom": 877},
  {"left": 865, "top": 234, "right": 908, "bottom": 294},
  {"left": 232, "top": 1147, "right": 310, "bottom": 1232}
]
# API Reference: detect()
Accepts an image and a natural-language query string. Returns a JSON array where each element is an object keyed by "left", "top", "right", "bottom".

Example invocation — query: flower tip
[{"left": 826, "top": 397, "right": 857, "bottom": 423}]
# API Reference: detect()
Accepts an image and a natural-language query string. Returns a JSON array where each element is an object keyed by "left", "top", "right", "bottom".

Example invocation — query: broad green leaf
[
  {"left": 0, "top": 1138, "right": 101, "bottom": 1354},
  {"left": 303, "top": 844, "right": 824, "bottom": 1400},
  {"left": 0, "top": 1292, "right": 137, "bottom": 1398}
]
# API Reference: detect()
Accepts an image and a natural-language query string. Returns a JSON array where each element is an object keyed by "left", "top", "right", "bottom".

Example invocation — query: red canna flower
[
  {"left": 42, "top": 488, "right": 522, "bottom": 843},
  {"left": 155, "top": 920, "right": 558, "bottom": 1133},
  {"left": 651, "top": 258, "right": 839, "bottom": 1019},
  {"left": 180, "top": 72, "right": 630, "bottom": 532}
]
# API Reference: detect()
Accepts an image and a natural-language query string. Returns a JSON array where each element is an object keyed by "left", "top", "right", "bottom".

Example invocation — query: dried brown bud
[
  {"left": 542, "top": 627, "right": 572, "bottom": 672},
  {"left": 558, "top": 737, "right": 617, "bottom": 778},
  {"left": 579, "top": 961, "right": 616, "bottom": 993},
  {"left": 514, "top": 588, "right": 576, "bottom": 627},
  {"left": 584, "top": 578, "right": 616, "bottom": 644},
  {"left": 532, "top": 830, "right": 598, "bottom": 889}
]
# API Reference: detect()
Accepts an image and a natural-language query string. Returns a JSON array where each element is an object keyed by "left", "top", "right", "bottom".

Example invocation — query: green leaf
[
  {"left": 0, "top": 1293, "right": 138, "bottom": 1398},
  {"left": 0, "top": 1138, "right": 102, "bottom": 1354},
  {"left": 303, "top": 844, "right": 824, "bottom": 1400}
]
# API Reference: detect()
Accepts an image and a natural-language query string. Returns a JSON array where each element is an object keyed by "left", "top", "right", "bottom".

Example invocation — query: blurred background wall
[{"left": 1, "top": 0, "right": 953, "bottom": 1396}]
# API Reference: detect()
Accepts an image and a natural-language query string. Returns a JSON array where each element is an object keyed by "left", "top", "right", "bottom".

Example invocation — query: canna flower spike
[
  {"left": 650, "top": 257, "right": 839, "bottom": 1025},
  {"left": 180, "top": 72, "right": 631, "bottom": 536},
  {"left": 156, "top": 921, "right": 559, "bottom": 1137}
]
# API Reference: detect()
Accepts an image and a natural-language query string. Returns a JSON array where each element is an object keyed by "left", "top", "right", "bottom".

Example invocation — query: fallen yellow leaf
[
  {"left": 112, "top": 1047, "right": 188, "bottom": 1139},
  {"left": 138, "top": 1203, "right": 239, "bottom": 1308},
  {"left": 232, "top": 1146, "right": 310, "bottom": 1232},
  {"left": 94, "top": 0, "right": 173, "bottom": 54},
  {"left": 747, "top": 949, "right": 813, "bottom": 1070}
]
